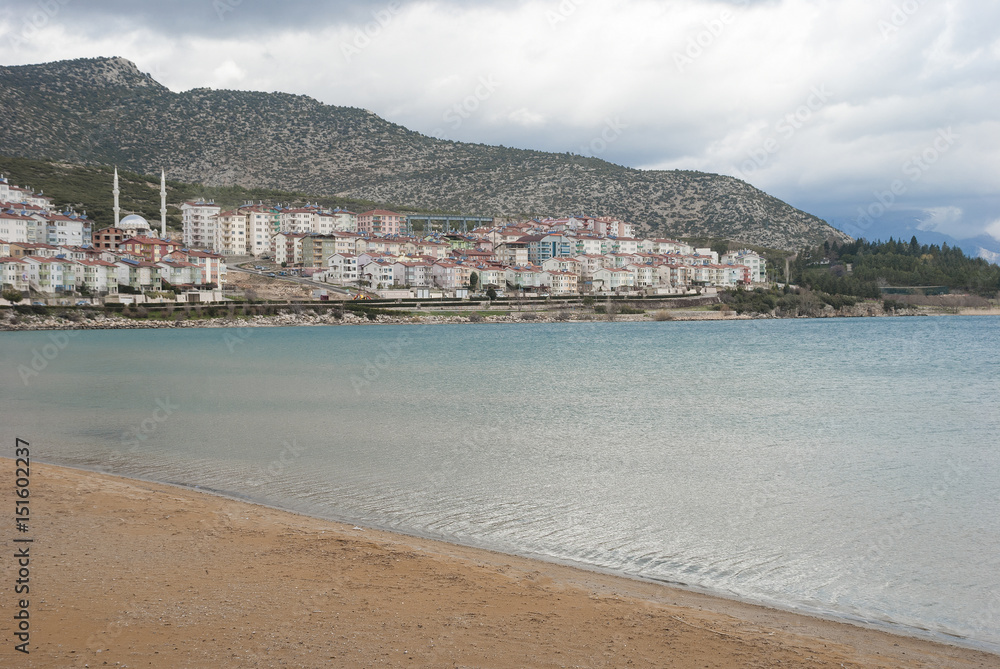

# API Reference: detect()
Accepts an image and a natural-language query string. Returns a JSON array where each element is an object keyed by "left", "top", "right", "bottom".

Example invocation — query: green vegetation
[
  {"left": 718, "top": 286, "right": 859, "bottom": 316},
  {"left": 2, "top": 288, "right": 23, "bottom": 303},
  {"left": 0, "top": 154, "right": 430, "bottom": 231},
  {"left": 791, "top": 237, "right": 1000, "bottom": 297}
]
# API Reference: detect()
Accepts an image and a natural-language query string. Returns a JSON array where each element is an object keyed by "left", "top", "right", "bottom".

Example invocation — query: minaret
[
  {"left": 113, "top": 167, "right": 121, "bottom": 226},
  {"left": 160, "top": 169, "right": 167, "bottom": 238}
]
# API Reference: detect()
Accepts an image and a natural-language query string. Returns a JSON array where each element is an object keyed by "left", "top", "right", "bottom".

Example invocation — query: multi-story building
[
  {"left": 279, "top": 208, "right": 317, "bottom": 234},
  {"left": 171, "top": 250, "right": 227, "bottom": 286},
  {"left": 722, "top": 250, "right": 766, "bottom": 283},
  {"left": 272, "top": 232, "right": 310, "bottom": 266},
  {"left": 76, "top": 259, "right": 120, "bottom": 295},
  {"left": 626, "top": 263, "right": 657, "bottom": 288},
  {"left": 539, "top": 270, "right": 579, "bottom": 295},
  {"left": 0, "top": 211, "right": 36, "bottom": 244},
  {"left": 22, "top": 256, "right": 79, "bottom": 294},
  {"left": 239, "top": 205, "right": 281, "bottom": 257},
  {"left": 115, "top": 259, "right": 162, "bottom": 292},
  {"left": 430, "top": 261, "right": 462, "bottom": 289},
  {"left": 504, "top": 266, "right": 542, "bottom": 289},
  {"left": 593, "top": 267, "right": 635, "bottom": 292},
  {"left": 215, "top": 210, "right": 249, "bottom": 256},
  {"left": 328, "top": 210, "right": 357, "bottom": 232},
  {"left": 392, "top": 261, "right": 431, "bottom": 287},
  {"left": 156, "top": 259, "right": 203, "bottom": 287},
  {"left": 326, "top": 253, "right": 359, "bottom": 285},
  {"left": 118, "top": 236, "right": 182, "bottom": 262},
  {"left": 92, "top": 226, "right": 127, "bottom": 251},
  {"left": 10, "top": 242, "right": 59, "bottom": 258},
  {"left": 519, "top": 234, "right": 574, "bottom": 265},
  {"left": 0, "top": 256, "right": 29, "bottom": 292},
  {"left": 181, "top": 201, "right": 221, "bottom": 250},
  {"left": 34, "top": 212, "right": 92, "bottom": 247},
  {"left": 359, "top": 259, "right": 396, "bottom": 287},
  {"left": 357, "top": 210, "right": 404, "bottom": 235}
]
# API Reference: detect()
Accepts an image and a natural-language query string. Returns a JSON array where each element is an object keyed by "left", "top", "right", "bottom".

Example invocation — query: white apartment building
[
  {"left": 239, "top": 206, "right": 281, "bottom": 257},
  {"left": 35, "top": 213, "right": 92, "bottom": 247},
  {"left": 0, "top": 212, "right": 36, "bottom": 243},
  {"left": 181, "top": 201, "right": 222, "bottom": 250},
  {"left": 215, "top": 210, "right": 249, "bottom": 256},
  {"left": 326, "top": 253, "right": 359, "bottom": 285},
  {"left": 722, "top": 251, "right": 766, "bottom": 283}
]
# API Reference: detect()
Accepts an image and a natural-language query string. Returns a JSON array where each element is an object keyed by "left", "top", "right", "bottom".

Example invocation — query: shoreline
[
  {"left": 3, "top": 305, "right": 997, "bottom": 332},
  {"left": 2, "top": 460, "right": 996, "bottom": 668}
]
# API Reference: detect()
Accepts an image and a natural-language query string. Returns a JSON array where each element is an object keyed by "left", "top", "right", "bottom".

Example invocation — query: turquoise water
[{"left": 3, "top": 316, "right": 999, "bottom": 651}]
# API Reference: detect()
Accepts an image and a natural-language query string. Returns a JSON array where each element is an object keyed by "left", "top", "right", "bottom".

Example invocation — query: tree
[
  {"left": 2, "top": 288, "right": 24, "bottom": 303},
  {"left": 469, "top": 271, "right": 479, "bottom": 291},
  {"left": 486, "top": 287, "right": 498, "bottom": 300}
]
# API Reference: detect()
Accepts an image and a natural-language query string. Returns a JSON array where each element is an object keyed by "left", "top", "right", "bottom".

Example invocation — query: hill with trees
[{"left": 0, "top": 57, "right": 850, "bottom": 250}]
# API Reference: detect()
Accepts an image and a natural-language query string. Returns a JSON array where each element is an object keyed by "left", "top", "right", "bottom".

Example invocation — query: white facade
[
  {"left": 0, "top": 213, "right": 35, "bottom": 243},
  {"left": 215, "top": 211, "right": 249, "bottom": 256},
  {"left": 593, "top": 267, "right": 635, "bottom": 292},
  {"left": 326, "top": 253, "right": 359, "bottom": 285},
  {"left": 359, "top": 259, "right": 395, "bottom": 287},
  {"left": 722, "top": 251, "right": 766, "bottom": 283},
  {"left": 0, "top": 257, "right": 29, "bottom": 292},
  {"left": 37, "top": 214, "right": 92, "bottom": 247},
  {"left": 181, "top": 201, "right": 222, "bottom": 251}
]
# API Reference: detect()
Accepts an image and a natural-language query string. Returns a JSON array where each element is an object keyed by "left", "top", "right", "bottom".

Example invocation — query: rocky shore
[{"left": 0, "top": 304, "right": 932, "bottom": 331}]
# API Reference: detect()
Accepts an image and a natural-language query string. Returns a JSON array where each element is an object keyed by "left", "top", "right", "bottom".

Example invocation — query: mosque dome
[{"left": 120, "top": 214, "right": 152, "bottom": 231}]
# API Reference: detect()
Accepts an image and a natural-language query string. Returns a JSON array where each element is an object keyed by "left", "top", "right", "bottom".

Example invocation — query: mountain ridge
[{"left": 0, "top": 56, "right": 851, "bottom": 250}]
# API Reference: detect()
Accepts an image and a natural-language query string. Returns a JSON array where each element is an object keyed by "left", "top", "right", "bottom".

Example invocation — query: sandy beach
[{"left": 2, "top": 461, "right": 996, "bottom": 668}]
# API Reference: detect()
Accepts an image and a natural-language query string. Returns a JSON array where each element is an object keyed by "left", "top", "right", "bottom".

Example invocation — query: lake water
[{"left": 3, "top": 316, "right": 999, "bottom": 652}]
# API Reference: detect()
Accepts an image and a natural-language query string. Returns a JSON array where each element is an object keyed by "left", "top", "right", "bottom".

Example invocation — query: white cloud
[{"left": 986, "top": 219, "right": 1000, "bottom": 242}]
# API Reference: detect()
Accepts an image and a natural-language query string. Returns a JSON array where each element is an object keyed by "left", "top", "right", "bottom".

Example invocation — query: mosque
[
  {"left": 93, "top": 167, "right": 170, "bottom": 250},
  {"left": 111, "top": 166, "right": 168, "bottom": 238}
]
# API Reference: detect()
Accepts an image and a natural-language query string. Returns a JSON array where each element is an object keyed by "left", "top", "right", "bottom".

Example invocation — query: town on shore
[{"left": 0, "top": 170, "right": 766, "bottom": 307}]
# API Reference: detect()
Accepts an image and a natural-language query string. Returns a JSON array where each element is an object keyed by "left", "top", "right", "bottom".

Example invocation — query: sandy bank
[{"left": 1, "top": 461, "right": 995, "bottom": 668}]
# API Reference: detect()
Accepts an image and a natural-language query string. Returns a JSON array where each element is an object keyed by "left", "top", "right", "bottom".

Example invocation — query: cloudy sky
[{"left": 2, "top": 0, "right": 999, "bottom": 253}]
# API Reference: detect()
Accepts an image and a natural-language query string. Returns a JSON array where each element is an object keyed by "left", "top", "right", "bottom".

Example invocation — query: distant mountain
[{"left": 0, "top": 57, "right": 850, "bottom": 250}]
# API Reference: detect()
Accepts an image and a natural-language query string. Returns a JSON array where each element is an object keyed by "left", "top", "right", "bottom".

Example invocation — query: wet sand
[{"left": 1, "top": 461, "right": 996, "bottom": 668}]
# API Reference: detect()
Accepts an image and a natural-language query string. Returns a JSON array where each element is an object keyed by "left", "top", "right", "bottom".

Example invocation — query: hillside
[
  {"left": 0, "top": 57, "right": 850, "bottom": 250},
  {"left": 0, "top": 154, "right": 414, "bottom": 232}
]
